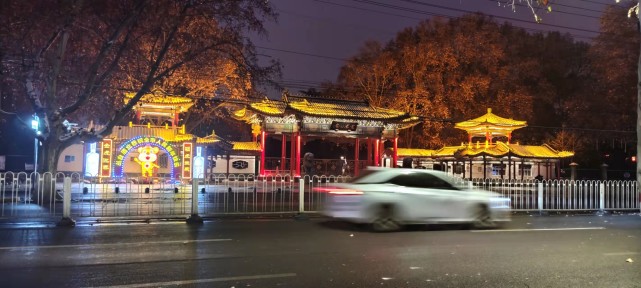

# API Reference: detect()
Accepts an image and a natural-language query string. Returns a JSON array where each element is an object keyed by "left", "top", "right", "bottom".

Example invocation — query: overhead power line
[
  {"left": 255, "top": 46, "right": 349, "bottom": 62},
  {"left": 353, "top": 0, "right": 600, "bottom": 35},
  {"left": 312, "top": 0, "right": 598, "bottom": 41},
  {"left": 490, "top": 0, "right": 613, "bottom": 14}
]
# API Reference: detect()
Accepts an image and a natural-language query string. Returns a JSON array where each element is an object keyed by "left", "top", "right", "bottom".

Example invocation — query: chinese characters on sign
[
  {"left": 182, "top": 143, "right": 192, "bottom": 179},
  {"left": 99, "top": 139, "right": 113, "bottom": 177},
  {"left": 330, "top": 121, "right": 358, "bottom": 132},
  {"left": 115, "top": 136, "right": 180, "bottom": 168}
]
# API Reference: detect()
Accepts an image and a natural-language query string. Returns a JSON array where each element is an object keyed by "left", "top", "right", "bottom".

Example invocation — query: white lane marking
[
  {"left": 471, "top": 227, "right": 606, "bottom": 232},
  {"left": 0, "top": 238, "right": 232, "bottom": 250},
  {"left": 603, "top": 252, "right": 640, "bottom": 256},
  {"left": 85, "top": 273, "right": 297, "bottom": 288}
]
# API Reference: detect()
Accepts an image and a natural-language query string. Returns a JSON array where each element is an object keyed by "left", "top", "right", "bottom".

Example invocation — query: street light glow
[
  {"left": 32, "top": 115, "right": 39, "bottom": 173},
  {"left": 31, "top": 119, "right": 39, "bottom": 130}
]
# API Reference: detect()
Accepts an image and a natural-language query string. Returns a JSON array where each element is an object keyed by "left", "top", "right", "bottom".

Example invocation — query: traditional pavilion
[
  {"left": 397, "top": 108, "right": 574, "bottom": 180},
  {"left": 56, "top": 90, "right": 260, "bottom": 179},
  {"left": 232, "top": 91, "right": 421, "bottom": 177}
]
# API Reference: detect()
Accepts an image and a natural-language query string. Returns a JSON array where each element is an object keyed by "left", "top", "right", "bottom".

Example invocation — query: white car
[{"left": 321, "top": 167, "right": 511, "bottom": 232}]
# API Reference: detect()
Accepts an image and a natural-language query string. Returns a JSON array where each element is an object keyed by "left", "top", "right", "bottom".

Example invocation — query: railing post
[
  {"left": 299, "top": 177, "right": 305, "bottom": 213},
  {"left": 294, "top": 177, "right": 308, "bottom": 220},
  {"left": 598, "top": 182, "right": 606, "bottom": 215},
  {"left": 187, "top": 181, "right": 204, "bottom": 224},
  {"left": 56, "top": 177, "right": 75, "bottom": 227},
  {"left": 537, "top": 182, "right": 544, "bottom": 212}
]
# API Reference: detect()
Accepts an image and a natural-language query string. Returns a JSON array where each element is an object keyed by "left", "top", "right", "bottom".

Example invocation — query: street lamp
[{"left": 31, "top": 115, "right": 40, "bottom": 174}]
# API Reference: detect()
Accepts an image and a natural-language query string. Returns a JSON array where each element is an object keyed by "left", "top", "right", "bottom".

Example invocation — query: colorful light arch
[{"left": 113, "top": 136, "right": 181, "bottom": 178}]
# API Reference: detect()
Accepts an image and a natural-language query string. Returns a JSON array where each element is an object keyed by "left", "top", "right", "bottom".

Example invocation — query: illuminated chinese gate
[{"left": 232, "top": 91, "right": 420, "bottom": 177}]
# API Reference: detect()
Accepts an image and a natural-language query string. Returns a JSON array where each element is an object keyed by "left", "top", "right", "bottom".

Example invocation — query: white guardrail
[{"left": 0, "top": 172, "right": 639, "bottom": 222}]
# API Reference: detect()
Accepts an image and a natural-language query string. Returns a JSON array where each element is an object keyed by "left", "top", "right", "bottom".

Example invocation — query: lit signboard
[
  {"left": 192, "top": 146, "right": 204, "bottom": 179},
  {"left": 85, "top": 142, "right": 100, "bottom": 177},
  {"left": 99, "top": 139, "right": 113, "bottom": 177},
  {"left": 112, "top": 136, "right": 180, "bottom": 178},
  {"left": 182, "top": 143, "right": 192, "bottom": 179},
  {"left": 232, "top": 160, "right": 249, "bottom": 170},
  {"left": 115, "top": 136, "right": 179, "bottom": 168}
]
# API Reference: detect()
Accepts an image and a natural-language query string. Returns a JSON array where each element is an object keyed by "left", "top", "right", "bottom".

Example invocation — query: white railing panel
[{"left": 1, "top": 171, "right": 638, "bottom": 220}]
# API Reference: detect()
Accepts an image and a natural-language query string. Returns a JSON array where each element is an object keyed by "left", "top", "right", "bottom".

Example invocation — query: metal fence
[
  {"left": 471, "top": 178, "right": 640, "bottom": 211},
  {"left": 0, "top": 172, "right": 639, "bottom": 222}
]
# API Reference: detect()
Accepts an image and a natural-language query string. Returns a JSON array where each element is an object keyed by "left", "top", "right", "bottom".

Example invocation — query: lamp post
[{"left": 31, "top": 115, "right": 40, "bottom": 174}]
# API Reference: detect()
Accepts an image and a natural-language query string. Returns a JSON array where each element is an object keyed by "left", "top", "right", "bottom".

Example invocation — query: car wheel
[
  {"left": 371, "top": 204, "right": 401, "bottom": 232},
  {"left": 471, "top": 204, "right": 496, "bottom": 229}
]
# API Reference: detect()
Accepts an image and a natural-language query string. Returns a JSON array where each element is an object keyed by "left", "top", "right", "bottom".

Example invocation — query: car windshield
[
  {"left": 348, "top": 169, "right": 381, "bottom": 183},
  {"left": 441, "top": 174, "right": 471, "bottom": 189}
]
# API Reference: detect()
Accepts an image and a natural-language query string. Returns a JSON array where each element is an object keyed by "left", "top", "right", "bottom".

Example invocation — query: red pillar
[
  {"left": 295, "top": 133, "right": 301, "bottom": 177},
  {"left": 367, "top": 138, "right": 372, "bottom": 167},
  {"left": 290, "top": 133, "right": 296, "bottom": 176},
  {"left": 374, "top": 139, "right": 380, "bottom": 167},
  {"left": 354, "top": 138, "right": 360, "bottom": 176},
  {"left": 260, "top": 131, "right": 266, "bottom": 176},
  {"left": 380, "top": 140, "right": 386, "bottom": 166},
  {"left": 393, "top": 137, "right": 398, "bottom": 168},
  {"left": 280, "top": 134, "right": 286, "bottom": 172}
]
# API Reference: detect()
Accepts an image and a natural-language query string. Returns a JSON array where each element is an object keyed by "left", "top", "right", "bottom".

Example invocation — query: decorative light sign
[
  {"left": 99, "top": 139, "right": 113, "bottom": 178},
  {"left": 113, "top": 136, "right": 179, "bottom": 178},
  {"left": 85, "top": 142, "right": 100, "bottom": 177},
  {"left": 182, "top": 143, "right": 192, "bottom": 179},
  {"left": 192, "top": 146, "right": 204, "bottom": 179}
]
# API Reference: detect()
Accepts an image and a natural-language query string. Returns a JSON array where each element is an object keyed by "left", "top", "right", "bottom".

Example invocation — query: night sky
[
  {"left": 0, "top": 0, "right": 619, "bottom": 169},
  {"left": 252, "top": 0, "right": 613, "bottom": 95}
]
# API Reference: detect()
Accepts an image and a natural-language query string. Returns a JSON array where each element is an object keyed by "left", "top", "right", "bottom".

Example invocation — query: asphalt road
[{"left": 0, "top": 213, "right": 639, "bottom": 288}]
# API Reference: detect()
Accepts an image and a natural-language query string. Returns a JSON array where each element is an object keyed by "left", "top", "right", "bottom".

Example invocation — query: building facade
[{"left": 397, "top": 109, "right": 574, "bottom": 180}]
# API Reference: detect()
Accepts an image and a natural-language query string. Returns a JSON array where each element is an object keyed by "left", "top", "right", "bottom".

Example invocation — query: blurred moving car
[{"left": 320, "top": 167, "right": 511, "bottom": 232}]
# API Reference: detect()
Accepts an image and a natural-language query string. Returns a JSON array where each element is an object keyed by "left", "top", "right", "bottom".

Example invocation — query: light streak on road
[
  {"left": 471, "top": 227, "right": 606, "bottom": 232},
  {"left": 0, "top": 238, "right": 232, "bottom": 250},
  {"left": 85, "top": 273, "right": 297, "bottom": 288}
]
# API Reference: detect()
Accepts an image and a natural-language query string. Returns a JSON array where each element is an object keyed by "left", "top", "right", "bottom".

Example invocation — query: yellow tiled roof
[
  {"left": 506, "top": 143, "right": 574, "bottom": 158},
  {"left": 196, "top": 138, "right": 220, "bottom": 144},
  {"left": 232, "top": 141, "right": 261, "bottom": 151},
  {"left": 124, "top": 91, "right": 193, "bottom": 105},
  {"left": 108, "top": 126, "right": 236, "bottom": 147},
  {"left": 248, "top": 100, "right": 287, "bottom": 116},
  {"left": 455, "top": 108, "right": 527, "bottom": 130},
  {"left": 397, "top": 148, "right": 434, "bottom": 157},
  {"left": 288, "top": 99, "right": 408, "bottom": 120},
  {"left": 125, "top": 90, "right": 194, "bottom": 114},
  {"left": 241, "top": 96, "right": 416, "bottom": 122},
  {"left": 432, "top": 146, "right": 465, "bottom": 157},
  {"left": 459, "top": 142, "right": 511, "bottom": 157},
  {"left": 412, "top": 142, "right": 574, "bottom": 159},
  {"left": 108, "top": 126, "right": 187, "bottom": 141}
]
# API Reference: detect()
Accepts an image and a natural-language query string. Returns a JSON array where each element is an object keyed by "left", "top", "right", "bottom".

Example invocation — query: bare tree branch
[{"left": 60, "top": 0, "right": 147, "bottom": 117}]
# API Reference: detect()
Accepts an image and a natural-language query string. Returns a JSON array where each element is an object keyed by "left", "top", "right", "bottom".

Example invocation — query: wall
[
  {"left": 57, "top": 144, "right": 84, "bottom": 173},
  {"left": 208, "top": 155, "right": 256, "bottom": 176},
  {"left": 397, "top": 157, "right": 559, "bottom": 180}
]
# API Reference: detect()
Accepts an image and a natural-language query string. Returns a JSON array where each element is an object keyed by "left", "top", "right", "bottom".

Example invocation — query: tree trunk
[{"left": 39, "top": 124, "right": 65, "bottom": 204}]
